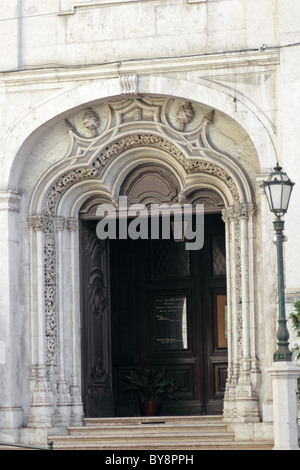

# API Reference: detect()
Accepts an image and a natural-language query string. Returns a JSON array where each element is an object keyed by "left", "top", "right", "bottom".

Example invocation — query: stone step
[
  {"left": 83, "top": 415, "right": 223, "bottom": 426},
  {"left": 51, "top": 431, "right": 235, "bottom": 445},
  {"left": 49, "top": 439, "right": 273, "bottom": 451},
  {"left": 69, "top": 423, "right": 228, "bottom": 436},
  {"left": 48, "top": 416, "right": 274, "bottom": 451}
]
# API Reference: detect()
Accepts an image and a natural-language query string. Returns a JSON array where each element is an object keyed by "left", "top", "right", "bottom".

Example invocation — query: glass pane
[
  {"left": 213, "top": 235, "right": 226, "bottom": 276},
  {"left": 270, "top": 184, "right": 282, "bottom": 210},
  {"left": 153, "top": 296, "right": 188, "bottom": 350},
  {"left": 281, "top": 185, "right": 292, "bottom": 211},
  {"left": 217, "top": 295, "right": 228, "bottom": 349},
  {"left": 150, "top": 238, "right": 190, "bottom": 278}
]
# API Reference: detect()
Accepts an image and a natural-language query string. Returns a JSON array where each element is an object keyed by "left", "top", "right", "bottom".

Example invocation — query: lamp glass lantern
[{"left": 262, "top": 164, "right": 295, "bottom": 218}]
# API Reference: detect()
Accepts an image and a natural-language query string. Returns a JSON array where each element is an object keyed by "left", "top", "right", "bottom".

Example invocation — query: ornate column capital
[
  {"left": 67, "top": 217, "right": 78, "bottom": 231},
  {"left": 222, "top": 203, "right": 256, "bottom": 222},
  {"left": 235, "top": 202, "right": 256, "bottom": 220},
  {"left": 27, "top": 214, "right": 48, "bottom": 231},
  {"left": 221, "top": 206, "right": 236, "bottom": 223},
  {"left": 54, "top": 216, "right": 66, "bottom": 231}
]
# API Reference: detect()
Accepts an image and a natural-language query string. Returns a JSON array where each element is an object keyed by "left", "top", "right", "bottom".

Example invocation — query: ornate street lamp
[{"left": 261, "top": 163, "right": 295, "bottom": 361}]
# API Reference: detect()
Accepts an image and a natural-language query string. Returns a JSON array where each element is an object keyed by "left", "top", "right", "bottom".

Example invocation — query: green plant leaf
[{"left": 122, "top": 367, "right": 179, "bottom": 402}]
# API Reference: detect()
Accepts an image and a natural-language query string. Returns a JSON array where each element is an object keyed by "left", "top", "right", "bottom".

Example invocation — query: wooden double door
[{"left": 80, "top": 214, "right": 227, "bottom": 417}]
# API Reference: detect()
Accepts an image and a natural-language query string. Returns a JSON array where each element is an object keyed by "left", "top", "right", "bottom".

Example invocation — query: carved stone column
[
  {"left": 53, "top": 216, "right": 72, "bottom": 426},
  {"left": 222, "top": 203, "right": 260, "bottom": 423},
  {"left": 67, "top": 217, "right": 83, "bottom": 426},
  {"left": 222, "top": 206, "right": 240, "bottom": 420},
  {"left": 235, "top": 203, "right": 260, "bottom": 423},
  {"left": 27, "top": 215, "right": 53, "bottom": 429}
]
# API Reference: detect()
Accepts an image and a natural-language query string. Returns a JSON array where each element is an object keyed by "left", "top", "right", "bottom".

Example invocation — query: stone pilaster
[
  {"left": 67, "top": 217, "right": 83, "bottom": 426},
  {"left": 268, "top": 362, "right": 300, "bottom": 450},
  {"left": 53, "top": 216, "right": 72, "bottom": 426},
  {"left": 26, "top": 215, "right": 54, "bottom": 430},
  {"left": 222, "top": 203, "right": 260, "bottom": 423}
]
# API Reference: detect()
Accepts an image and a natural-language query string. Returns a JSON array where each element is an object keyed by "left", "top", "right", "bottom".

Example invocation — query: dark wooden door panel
[
  {"left": 81, "top": 214, "right": 227, "bottom": 417},
  {"left": 143, "top": 285, "right": 204, "bottom": 415},
  {"left": 157, "top": 363, "right": 204, "bottom": 415},
  {"left": 80, "top": 221, "right": 114, "bottom": 417}
]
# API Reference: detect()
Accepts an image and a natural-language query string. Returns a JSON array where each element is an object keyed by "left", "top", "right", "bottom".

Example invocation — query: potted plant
[{"left": 123, "top": 367, "right": 178, "bottom": 416}]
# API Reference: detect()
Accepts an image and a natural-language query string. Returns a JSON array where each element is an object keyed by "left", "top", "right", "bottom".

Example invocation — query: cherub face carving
[{"left": 83, "top": 107, "right": 100, "bottom": 134}]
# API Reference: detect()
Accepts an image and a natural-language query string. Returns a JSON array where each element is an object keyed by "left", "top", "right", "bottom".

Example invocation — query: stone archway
[{"left": 26, "top": 94, "right": 260, "bottom": 429}]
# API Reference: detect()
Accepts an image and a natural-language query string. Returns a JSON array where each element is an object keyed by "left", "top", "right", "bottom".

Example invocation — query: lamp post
[
  {"left": 262, "top": 163, "right": 300, "bottom": 450},
  {"left": 261, "top": 163, "right": 295, "bottom": 362}
]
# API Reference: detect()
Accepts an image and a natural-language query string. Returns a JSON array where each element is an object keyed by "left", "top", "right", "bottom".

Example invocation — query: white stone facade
[{"left": 0, "top": 0, "right": 300, "bottom": 445}]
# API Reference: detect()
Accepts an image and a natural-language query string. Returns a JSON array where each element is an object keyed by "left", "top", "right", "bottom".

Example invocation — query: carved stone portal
[{"left": 28, "top": 95, "right": 260, "bottom": 426}]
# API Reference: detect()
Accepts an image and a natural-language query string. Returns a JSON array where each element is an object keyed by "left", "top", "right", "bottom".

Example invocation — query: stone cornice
[
  {"left": 58, "top": 0, "right": 208, "bottom": 15},
  {"left": 0, "top": 49, "right": 279, "bottom": 88},
  {"left": 58, "top": 0, "right": 159, "bottom": 14},
  {"left": 0, "top": 190, "right": 22, "bottom": 212}
]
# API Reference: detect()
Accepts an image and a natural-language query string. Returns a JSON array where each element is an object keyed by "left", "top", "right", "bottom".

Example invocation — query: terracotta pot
[{"left": 142, "top": 401, "right": 159, "bottom": 416}]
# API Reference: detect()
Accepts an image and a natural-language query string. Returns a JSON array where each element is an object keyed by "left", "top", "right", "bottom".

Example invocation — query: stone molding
[
  {"left": 58, "top": 0, "right": 208, "bottom": 15},
  {"left": 120, "top": 75, "right": 138, "bottom": 95},
  {"left": 0, "top": 191, "right": 22, "bottom": 213},
  {"left": 44, "top": 134, "right": 240, "bottom": 219},
  {"left": 0, "top": 50, "right": 279, "bottom": 88}
]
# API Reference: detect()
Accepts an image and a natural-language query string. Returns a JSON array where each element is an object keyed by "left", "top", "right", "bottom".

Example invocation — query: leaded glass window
[
  {"left": 150, "top": 239, "right": 190, "bottom": 278},
  {"left": 213, "top": 235, "right": 226, "bottom": 276}
]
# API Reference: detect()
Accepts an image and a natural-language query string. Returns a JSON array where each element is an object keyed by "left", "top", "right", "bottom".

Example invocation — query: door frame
[{"left": 80, "top": 214, "right": 228, "bottom": 417}]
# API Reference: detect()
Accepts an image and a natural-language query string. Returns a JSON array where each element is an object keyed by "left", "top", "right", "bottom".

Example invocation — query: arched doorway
[
  {"left": 26, "top": 94, "right": 261, "bottom": 428},
  {"left": 79, "top": 196, "right": 227, "bottom": 417}
]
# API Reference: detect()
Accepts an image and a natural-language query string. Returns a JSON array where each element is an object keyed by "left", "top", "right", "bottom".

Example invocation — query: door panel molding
[{"left": 80, "top": 221, "right": 114, "bottom": 417}]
